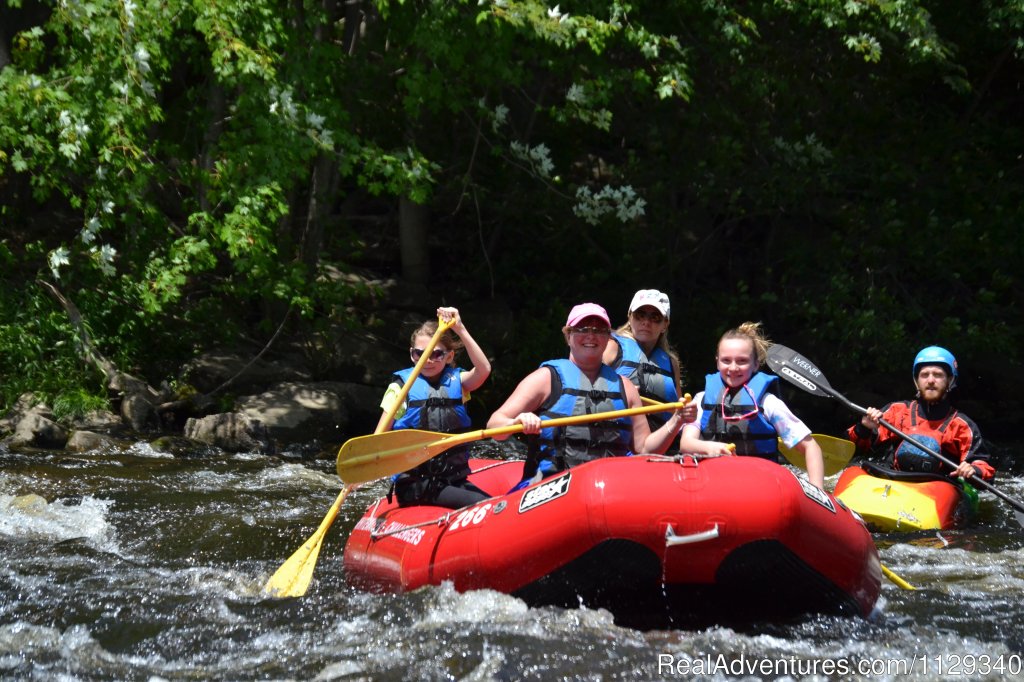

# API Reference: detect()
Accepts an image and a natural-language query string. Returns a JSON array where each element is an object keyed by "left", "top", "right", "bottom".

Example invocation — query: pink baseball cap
[{"left": 566, "top": 302, "right": 611, "bottom": 328}]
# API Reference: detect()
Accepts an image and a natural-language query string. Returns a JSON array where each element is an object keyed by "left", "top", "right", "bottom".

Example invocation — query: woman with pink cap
[
  {"left": 603, "top": 289, "right": 689, "bottom": 432},
  {"left": 487, "top": 302, "right": 690, "bottom": 481}
]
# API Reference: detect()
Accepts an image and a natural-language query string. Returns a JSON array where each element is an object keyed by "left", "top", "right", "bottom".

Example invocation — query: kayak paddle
[
  {"left": 765, "top": 343, "right": 1024, "bottom": 519},
  {"left": 638, "top": 395, "right": 852, "bottom": 475}
]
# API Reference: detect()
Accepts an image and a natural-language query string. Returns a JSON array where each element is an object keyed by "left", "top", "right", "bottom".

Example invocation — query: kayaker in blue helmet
[
  {"left": 487, "top": 302, "right": 691, "bottom": 481},
  {"left": 378, "top": 306, "right": 493, "bottom": 508},
  {"left": 848, "top": 346, "right": 993, "bottom": 481},
  {"left": 602, "top": 289, "right": 687, "bottom": 433},
  {"left": 678, "top": 322, "right": 826, "bottom": 489}
]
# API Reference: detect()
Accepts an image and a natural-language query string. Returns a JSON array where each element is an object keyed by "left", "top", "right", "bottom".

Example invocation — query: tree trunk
[
  {"left": 399, "top": 196, "right": 430, "bottom": 285},
  {"left": 0, "top": 25, "right": 11, "bottom": 71},
  {"left": 38, "top": 280, "right": 165, "bottom": 430},
  {"left": 199, "top": 81, "right": 226, "bottom": 213},
  {"left": 300, "top": 153, "right": 338, "bottom": 271}
]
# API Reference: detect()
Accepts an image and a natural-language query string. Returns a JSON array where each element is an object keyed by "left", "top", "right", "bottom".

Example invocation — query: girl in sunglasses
[
  {"left": 678, "top": 322, "right": 825, "bottom": 489},
  {"left": 377, "top": 306, "right": 492, "bottom": 508}
]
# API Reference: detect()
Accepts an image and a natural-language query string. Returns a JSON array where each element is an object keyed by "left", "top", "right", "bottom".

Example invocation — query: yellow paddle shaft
[{"left": 337, "top": 396, "right": 692, "bottom": 484}]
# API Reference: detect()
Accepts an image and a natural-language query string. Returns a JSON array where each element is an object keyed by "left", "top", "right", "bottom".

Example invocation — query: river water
[{"left": 2, "top": 438, "right": 1023, "bottom": 681}]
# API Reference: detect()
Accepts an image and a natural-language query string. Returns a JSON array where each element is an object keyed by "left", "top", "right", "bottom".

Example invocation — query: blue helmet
[{"left": 913, "top": 346, "right": 958, "bottom": 389}]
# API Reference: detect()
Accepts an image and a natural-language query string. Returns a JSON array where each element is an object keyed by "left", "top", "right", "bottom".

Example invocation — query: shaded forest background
[{"left": 2, "top": 1, "right": 1022, "bottom": 438}]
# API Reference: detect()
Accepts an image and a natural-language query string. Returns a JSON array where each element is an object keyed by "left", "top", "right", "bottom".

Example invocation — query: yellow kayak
[{"left": 834, "top": 462, "right": 978, "bottom": 532}]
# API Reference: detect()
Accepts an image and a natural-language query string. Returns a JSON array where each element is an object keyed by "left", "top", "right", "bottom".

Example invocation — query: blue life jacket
[
  {"left": 536, "top": 358, "right": 632, "bottom": 472},
  {"left": 893, "top": 402, "right": 958, "bottom": 474},
  {"left": 610, "top": 333, "right": 678, "bottom": 429},
  {"left": 699, "top": 371, "right": 780, "bottom": 459},
  {"left": 392, "top": 366, "right": 471, "bottom": 432},
  {"left": 391, "top": 366, "right": 472, "bottom": 482}
]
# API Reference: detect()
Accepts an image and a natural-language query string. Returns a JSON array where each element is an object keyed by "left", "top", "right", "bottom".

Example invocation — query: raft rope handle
[
  {"left": 470, "top": 460, "right": 521, "bottom": 475},
  {"left": 369, "top": 460, "right": 523, "bottom": 540},
  {"left": 641, "top": 453, "right": 731, "bottom": 466},
  {"left": 665, "top": 523, "right": 720, "bottom": 547},
  {"left": 370, "top": 511, "right": 458, "bottom": 539}
]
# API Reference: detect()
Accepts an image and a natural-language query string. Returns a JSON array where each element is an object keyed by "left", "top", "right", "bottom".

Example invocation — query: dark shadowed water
[{"left": 2, "top": 439, "right": 1023, "bottom": 681}]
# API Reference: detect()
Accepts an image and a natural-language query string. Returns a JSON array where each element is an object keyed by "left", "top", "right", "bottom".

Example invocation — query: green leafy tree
[{"left": 1, "top": 0, "right": 1021, "bottom": 424}]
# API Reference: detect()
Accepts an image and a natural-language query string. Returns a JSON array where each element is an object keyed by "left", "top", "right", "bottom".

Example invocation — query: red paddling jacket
[{"left": 847, "top": 398, "right": 994, "bottom": 481}]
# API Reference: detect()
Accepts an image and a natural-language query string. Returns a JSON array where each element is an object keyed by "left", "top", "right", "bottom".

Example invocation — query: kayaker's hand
[
  {"left": 678, "top": 401, "right": 697, "bottom": 424},
  {"left": 860, "top": 407, "right": 883, "bottom": 431},
  {"left": 953, "top": 460, "right": 979, "bottom": 479}
]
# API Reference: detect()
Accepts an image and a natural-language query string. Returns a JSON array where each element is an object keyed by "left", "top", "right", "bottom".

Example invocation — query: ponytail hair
[{"left": 719, "top": 321, "right": 772, "bottom": 369}]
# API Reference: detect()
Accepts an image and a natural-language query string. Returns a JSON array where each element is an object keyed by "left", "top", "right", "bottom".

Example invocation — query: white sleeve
[{"left": 762, "top": 394, "right": 811, "bottom": 448}]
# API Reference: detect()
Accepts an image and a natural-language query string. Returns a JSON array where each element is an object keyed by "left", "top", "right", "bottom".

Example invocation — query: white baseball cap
[{"left": 628, "top": 289, "right": 670, "bottom": 320}]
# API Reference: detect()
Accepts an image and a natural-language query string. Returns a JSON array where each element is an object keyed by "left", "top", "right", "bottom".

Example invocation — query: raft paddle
[
  {"left": 638, "top": 396, "right": 852, "bottom": 475},
  {"left": 337, "top": 397, "right": 693, "bottom": 484},
  {"left": 777, "top": 434, "right": 854, "bottom": 477},
  {"left": 765, "top": 344, "right": 1024, "bottom": 519},
  {"left": 262, "top": 315, "right": 456, "bottom": 598},
  {"left": 881, "top": 564, "right": 917, "bottom": 591}
]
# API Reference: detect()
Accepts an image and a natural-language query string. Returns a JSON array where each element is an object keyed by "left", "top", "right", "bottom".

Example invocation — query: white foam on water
[
  {"left": 312, "top": 660, "right": 366, "bottom": 680},
  {"left": 0, "top": 622, "right": 169, "bottom": 681},
  {"left": 0, "top": 494, "right": 118, "bottom": 553},
  {"left": 230, "top": 451, "right": 264, "bottom": 461},
  {"left": 251, "top": 462, "right": 339, "bottom": 491},
  {"left": 178, "top": 565, "right": 267, "bottom": 603},
  {"left": 416, "top": 582, "right": 531, "bottom": 627},
  {"left": 313, "top": 583, "right": 644, "bottom": 679},
  {"left": 124, "top": 442, "right": 174, "bottom": 459},
  {"left": 882, "top": 543, "right": 1024, "bottom": 596}
]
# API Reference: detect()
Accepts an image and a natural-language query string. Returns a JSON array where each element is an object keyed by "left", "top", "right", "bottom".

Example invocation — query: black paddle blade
[{"left": 765, "top": 344, "right": 835, "bottom": 399}]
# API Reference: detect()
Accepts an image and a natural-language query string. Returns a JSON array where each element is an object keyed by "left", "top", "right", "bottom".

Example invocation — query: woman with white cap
[
  {"left": 487, "top": 302, "right": 690, "bottom": 481},
  {"left": 603, "top": 289, "right": 688, "bottom": 431}
]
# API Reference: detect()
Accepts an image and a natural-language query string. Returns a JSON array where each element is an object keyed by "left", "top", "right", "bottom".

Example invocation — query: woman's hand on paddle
[
  {"left": 678, "top": 402, "right": 697, "bottom": 424},
  {"left": 515, "top": 412, "right": 543, "bottom": 434}
]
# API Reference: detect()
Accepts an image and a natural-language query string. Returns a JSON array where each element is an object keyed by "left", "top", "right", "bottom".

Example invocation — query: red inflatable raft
[{"left": 344, "top": 454, "right": 881, "bottom": 629}]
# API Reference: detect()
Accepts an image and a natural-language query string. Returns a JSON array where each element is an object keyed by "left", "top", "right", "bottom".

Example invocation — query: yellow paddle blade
[
  {"left": 262, "top": 316, "right": 455, "bottom": 599},
  {"left": 336, "top": 429, "right": 452, "bottom": 484},
  {"left": 778, "top": 434, "right": 855, "bottom": 476},
  {"left": 262, "top": 486, "right": 351, "bottom": 598}
]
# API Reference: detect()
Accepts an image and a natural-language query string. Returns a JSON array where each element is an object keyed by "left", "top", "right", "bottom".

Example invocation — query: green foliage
[
  {"left": 51, "top": 388, "right": 110, "bottom": 422},
  {"left": 1, "top": 0, "right": 1022, "bottom": 422},
  {"left": 0, "top": 283, "right": 105, "bottom": 412}
]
